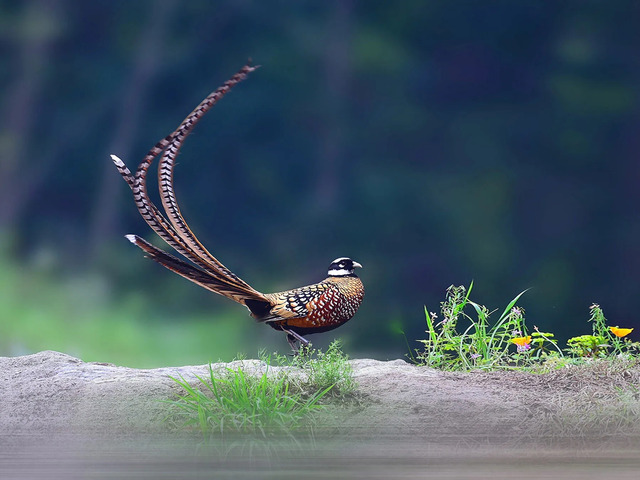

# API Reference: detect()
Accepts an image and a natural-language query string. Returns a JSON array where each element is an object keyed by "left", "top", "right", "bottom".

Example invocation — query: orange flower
[
  {"left": 511, "top": 336, "right": 532, "bottom": 346},
  {"left": 610, "top": 326, "right": 633, "bottom": 338}
]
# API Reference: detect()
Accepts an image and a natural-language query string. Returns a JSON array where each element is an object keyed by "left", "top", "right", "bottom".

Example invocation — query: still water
[{"left": 1, "top": 433, "right": 639, "bottom": 479}]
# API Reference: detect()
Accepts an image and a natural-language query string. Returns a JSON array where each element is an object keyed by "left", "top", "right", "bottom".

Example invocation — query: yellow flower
[
  {"left": 511, "top": 336, "right": 532, "bottom": 346},
  {"left": 610, "top": 326, "right": 633, "bottom": 338}
]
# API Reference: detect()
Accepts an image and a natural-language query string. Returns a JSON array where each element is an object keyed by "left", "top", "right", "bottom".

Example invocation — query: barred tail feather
[
  {"left": 157, "top": 63, "right": 258, "bottom": 287},
  {"left": 112, "top": 153, "right": 259, "bottom": 297},
  {"left": 125, "top": 234, "right": 269, "bottom": 307},
  {"left": 112, "top": 63, "right": 266, "bottom": 308},
  {"left": 111, "top": 154, "right": 134, "bottom": 188},
  {"left": 112, "top": 153, "right": 216, "bottom": 272}
]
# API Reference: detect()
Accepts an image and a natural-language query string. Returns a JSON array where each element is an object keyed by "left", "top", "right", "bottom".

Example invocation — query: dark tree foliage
[{"left": 2, "top": 1, "right": 640, "bottom": 354}]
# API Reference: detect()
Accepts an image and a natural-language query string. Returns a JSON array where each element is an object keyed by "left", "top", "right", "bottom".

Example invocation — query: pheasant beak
[{"left": 353, "top": 261, "right": 363, "bottom": 269}]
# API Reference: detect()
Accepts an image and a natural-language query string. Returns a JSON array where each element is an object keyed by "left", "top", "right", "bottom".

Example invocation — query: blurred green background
[{"left": 1, "top": 1, "right": 639, "bottom": 366}]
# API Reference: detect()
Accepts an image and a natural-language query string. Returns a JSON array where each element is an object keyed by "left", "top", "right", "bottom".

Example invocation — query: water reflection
[{"left": 2, "top": 433, "right": 640, "bottom": 479}]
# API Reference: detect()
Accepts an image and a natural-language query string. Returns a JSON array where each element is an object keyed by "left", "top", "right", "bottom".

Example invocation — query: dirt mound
[{"left": 2, "top": 351, "right": 640, "bottom": 443}]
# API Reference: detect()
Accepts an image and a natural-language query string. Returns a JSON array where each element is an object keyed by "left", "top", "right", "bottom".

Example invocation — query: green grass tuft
[
  {"left": 166, "top": 341, "right": 356, "bottom": 440},
  {"left": 167, "top": 363, "right": 331, "bottom": 440}
]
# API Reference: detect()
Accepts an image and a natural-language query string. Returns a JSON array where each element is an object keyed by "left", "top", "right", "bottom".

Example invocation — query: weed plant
[
  {"left": 565, "top": 304, "right": 640, "bottom": 358},
  {"left": 417, "top": 284, "right": 639, "bottom": 371},
  {"left": 416, "top": 282, "right": 555, "bottom": 370},
  {"left": 270, "top": 340, "right": 357, "bottom": 397}
]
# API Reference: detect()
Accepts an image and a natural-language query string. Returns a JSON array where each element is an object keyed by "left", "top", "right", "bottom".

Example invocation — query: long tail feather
[
  {"left": 125, "top": 234, "right": 270, "bottom": 307},
  {"left": 112, "top": 152, "right": 201, "bottom": 264},
  {"left": 113, "top": 154, "right": 261, "bottom": 301},
  {"left": 111, "top": 64, "right": 260, "bottom": 285},
  {"left": 118, "top": 63, "right": 258, "bottom": 289},
  {"left": 157, "top": 63, "right": 258, "bottom": 287},
  {"left": 112, "top": 63, "right": 266, "bottom": 304}
]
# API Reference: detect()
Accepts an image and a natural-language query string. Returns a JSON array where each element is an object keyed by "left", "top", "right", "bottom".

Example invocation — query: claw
[{"left": 283, "top": 329, "right": 310, "bottom": 355}]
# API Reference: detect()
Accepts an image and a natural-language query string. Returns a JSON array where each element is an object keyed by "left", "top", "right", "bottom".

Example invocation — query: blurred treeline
[{"left": 1, "top": 1, "right": 640, "bottom": 366}]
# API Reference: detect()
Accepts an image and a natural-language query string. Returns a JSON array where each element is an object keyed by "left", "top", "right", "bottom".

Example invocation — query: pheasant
[{"left": 111, "top": 63, "right": 364, "bottom": 352}]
